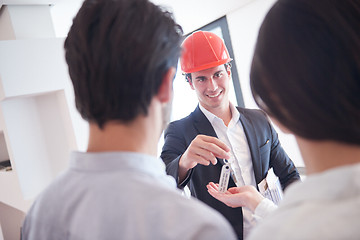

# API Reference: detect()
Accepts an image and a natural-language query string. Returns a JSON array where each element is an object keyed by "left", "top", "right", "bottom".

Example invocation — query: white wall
[{"left": 152, "top": 0, "right": 254, "bottom": 35}]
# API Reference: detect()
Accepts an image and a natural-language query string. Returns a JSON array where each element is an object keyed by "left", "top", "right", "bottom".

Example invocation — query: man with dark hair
[
  {"left": 161, "top": 31, "right": 300, "bottom": 239},
  {"left": 21, "top": 0, "right": 236, "bottom": 239}
]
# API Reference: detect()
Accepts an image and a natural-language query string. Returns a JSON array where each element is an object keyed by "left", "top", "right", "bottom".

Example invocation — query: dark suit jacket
[{"left": 161, "top": 105, "right": 300, "bottom": 239}]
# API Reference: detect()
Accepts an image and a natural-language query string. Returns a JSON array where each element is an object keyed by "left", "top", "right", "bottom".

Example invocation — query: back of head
[
  {"left": 251, "top": 0, "right": 360, "bottom": 145},
  {"left": 65, "top": 0, "right": 183, "bottom": 128}
]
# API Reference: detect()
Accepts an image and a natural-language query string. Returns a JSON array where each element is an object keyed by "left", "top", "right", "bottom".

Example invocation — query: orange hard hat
[{"left": 180, "top": 31, "right": 232, "bottom": 73}]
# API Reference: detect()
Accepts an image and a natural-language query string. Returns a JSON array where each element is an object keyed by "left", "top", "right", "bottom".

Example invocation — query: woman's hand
[{"left": 206, "top": 182, "right": 264, "bottom": 212}]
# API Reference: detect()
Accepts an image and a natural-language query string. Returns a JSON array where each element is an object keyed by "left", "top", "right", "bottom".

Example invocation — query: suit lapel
[
  {"left": 192, "top": 105, "right": 218, "bottom": 138},
  {"left": 237, "top": 108, "right": 263, "bottom": 185},
  {"left": 191, "top": 106, "right": 229, "bottom": 168}
]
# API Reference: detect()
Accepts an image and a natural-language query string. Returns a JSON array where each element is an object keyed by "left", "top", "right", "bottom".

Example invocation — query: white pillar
[{"left": 0, "top": 4, "right": 77, "bottom": 214}]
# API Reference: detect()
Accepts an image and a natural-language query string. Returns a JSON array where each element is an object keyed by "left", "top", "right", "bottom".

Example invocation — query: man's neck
[
  {"left": 87, "top": 98, "right": 164, "bottom": 156},
  {"left": 200, "top": 102, "right": 232, "bottom": 126},
  {"left": 87, "top": 118, "right": 158, "bottom": 156}
]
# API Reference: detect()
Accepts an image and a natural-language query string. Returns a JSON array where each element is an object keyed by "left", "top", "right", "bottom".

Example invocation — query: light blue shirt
[{"left": 22, "top": 151, "right": 236, "bottom": 240}]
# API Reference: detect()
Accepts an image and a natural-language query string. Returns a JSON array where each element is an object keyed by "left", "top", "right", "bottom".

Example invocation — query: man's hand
[{"left": 178, "top": 135, "right": 230, "bottom": 182}]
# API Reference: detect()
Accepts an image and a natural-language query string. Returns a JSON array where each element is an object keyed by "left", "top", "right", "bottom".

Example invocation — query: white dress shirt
[
  {"left": 199, "top": 103, "right": 258, "bottom": 239},
  {"left": 22, "top": 151, "right": 237, "bottom": 240}
]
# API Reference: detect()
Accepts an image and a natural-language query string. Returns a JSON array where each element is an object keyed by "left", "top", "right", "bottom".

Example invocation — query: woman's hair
[{"left": 250, "top": 0, "right": 360, "bottom": 144}]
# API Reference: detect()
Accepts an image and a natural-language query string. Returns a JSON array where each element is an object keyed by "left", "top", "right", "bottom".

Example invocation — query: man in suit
[{"left": 161, "top": 31, "right": 300, "bottom": 239}]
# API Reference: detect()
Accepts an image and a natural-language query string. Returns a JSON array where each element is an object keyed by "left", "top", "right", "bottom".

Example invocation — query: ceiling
[{"left": 1, "top": 0, "right": 254, "bottom": 34}]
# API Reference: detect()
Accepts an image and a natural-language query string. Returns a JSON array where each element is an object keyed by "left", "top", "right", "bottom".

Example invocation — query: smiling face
[{"left": 189, "top": 64, "right": 231, "bottom": 114}]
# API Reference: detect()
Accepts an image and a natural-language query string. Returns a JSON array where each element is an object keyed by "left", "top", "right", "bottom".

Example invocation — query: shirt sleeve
[{"left": 253, "top": 198, "right": 277, "bottom": 221}]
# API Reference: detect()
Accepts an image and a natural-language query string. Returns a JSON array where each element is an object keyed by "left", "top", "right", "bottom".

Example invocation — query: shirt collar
[
  {"left": 199, "top": 102, "right": 240, "bottom": 126},
  {"left": 69, "top": 151, "right": 176, "bottom": 187},
  {"left": 199, "top": 104, "right": 217, "bottom": 124},
  {"left": 229, "top": 103, "right": 240, "bottom": 124}
]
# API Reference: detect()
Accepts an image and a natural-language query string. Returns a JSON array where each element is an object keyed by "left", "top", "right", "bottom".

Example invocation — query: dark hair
[
  {"left": 250, "top": 0, "right": 360, "bottom": 144},
  {"left": 64, "top": 0, "right": 183, "bottom": 128},
  {"left": 184, "top": 62, "right": 232, "bottom": 82}
]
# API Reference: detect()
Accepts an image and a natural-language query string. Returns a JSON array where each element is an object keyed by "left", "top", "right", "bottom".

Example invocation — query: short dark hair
[
  {"left": 64, "top": 0, "right": 183, "bottom": 128},
  {"left": 250, "top": 0, "right": 360, "bottom": 144}
]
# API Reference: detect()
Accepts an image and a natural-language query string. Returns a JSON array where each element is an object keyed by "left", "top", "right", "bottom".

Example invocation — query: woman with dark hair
[{"left": 208, "top": 0, "right": 360, "bottom": 239}]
